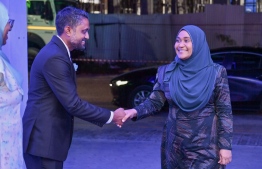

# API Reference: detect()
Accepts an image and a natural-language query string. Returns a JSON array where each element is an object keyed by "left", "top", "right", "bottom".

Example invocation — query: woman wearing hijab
[
  {"left": 0, "top": 2, "right": 25, "bottom": 168},
  {"left": 122, "top": 25, "right": 233, "bottom": 169}
]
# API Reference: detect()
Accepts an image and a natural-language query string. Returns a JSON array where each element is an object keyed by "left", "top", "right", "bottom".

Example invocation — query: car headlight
[
  {"left": 116, "top": 80, "right": 128, "bottom": 86},
  {"left": 109, "top": 80, "right": 128, "bottom": 87}
]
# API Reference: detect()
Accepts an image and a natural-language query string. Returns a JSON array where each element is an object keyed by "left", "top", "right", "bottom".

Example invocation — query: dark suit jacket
[{"left": 23, "top": 36, "right": 111, "bottom": 161}]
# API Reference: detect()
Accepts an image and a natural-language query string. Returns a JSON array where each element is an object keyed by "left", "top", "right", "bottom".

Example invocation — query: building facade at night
[{"left": 78, "top": 0, "right": 262, "bottom": 15}]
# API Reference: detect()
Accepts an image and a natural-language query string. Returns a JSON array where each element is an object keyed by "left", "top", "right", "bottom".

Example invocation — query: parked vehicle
[{"left": 109, "top": 46, "right": 262, "bottom": 112}]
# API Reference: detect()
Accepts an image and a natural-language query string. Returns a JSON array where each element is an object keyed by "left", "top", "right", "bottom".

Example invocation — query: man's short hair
[{"left": 55, "top": 6, "right": 89, "bottom": 36}]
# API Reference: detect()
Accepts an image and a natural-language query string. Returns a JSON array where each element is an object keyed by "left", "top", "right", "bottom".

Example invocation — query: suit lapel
[{"left": 51, "top": 36, "right": 77, "bottom": 86}]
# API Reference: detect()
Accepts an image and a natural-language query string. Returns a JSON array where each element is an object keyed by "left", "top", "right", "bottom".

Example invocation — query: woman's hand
[
  {"left": 218, "top": 149, "right": 232, "bottom": 165},
  {"left": 122, "top": 109, "right": 137, "bottom": 122}
]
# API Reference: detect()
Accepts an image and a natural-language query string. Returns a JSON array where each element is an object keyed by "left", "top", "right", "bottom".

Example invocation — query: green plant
[{"left": 26, "top": 0, "right": 31, "bottom": 8}]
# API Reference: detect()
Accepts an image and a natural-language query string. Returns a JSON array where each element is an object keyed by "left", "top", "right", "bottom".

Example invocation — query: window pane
[
  {"left": 54, "top": 1, "right": 77, "bottom": 12},
  {"left": 231, "top": 53, "right": 260, "bottom": 70},
  {"left": 211, "top": 54, "right": 225, "bottom": 65},
  {"left": 28, "top": 1, "right": 44, "bottom": 15}
]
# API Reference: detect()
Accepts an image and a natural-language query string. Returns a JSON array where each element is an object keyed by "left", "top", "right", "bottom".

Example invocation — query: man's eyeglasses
[{"left": 8, "top": 19, "right": 15, "bottom": 30}]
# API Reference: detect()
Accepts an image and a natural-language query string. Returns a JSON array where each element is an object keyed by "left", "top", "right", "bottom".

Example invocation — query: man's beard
[{"left": 70, "top": 34, "right": 85, "bottom": 51}]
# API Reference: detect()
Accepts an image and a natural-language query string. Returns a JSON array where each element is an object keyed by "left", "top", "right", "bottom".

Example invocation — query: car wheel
[
  {"left": 28, "top": 47, "right": 40, "bottom": 71},
  {"left": 127, "top": 85, "right": 152, "bottom": 108}
]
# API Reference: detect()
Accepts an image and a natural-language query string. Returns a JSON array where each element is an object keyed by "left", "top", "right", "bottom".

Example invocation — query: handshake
[{"left": 112, "top": 108, "right": 137, "bottom": 128}]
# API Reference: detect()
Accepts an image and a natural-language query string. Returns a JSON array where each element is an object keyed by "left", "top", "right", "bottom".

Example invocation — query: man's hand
[
  {"left": 112, "top": 108, "right": 125, "bottom": 128},
  {"left": 218, "top": 149, "right": 232, "bottom": 165},
  {"left": 122, "top": 109, "right": 137, "bottom": 122}
]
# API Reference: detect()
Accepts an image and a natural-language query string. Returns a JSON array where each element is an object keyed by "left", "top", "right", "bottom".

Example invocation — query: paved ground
[
  {"left": 63, "top": 75, "right": 262, "bottom": 169},
  {"left": 64, "top": 113, "right": 262, "bottom": 169}
]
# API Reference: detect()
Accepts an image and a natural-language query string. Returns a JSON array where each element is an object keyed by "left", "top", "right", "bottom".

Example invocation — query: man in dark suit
[{"left": 23, "top": 6, "right": 125, "bottom": 169}]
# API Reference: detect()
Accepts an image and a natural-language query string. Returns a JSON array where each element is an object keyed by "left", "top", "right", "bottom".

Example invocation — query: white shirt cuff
[{"left": 106, "top": 111, "right": 114, "bottom": 124}]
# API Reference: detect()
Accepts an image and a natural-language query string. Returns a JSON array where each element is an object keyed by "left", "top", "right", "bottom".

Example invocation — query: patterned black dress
[{"left": 134, "top": 64, "right": 233, "bottom": 169}]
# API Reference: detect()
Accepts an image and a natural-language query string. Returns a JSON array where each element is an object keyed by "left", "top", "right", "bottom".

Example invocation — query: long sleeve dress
[
  {"left": 133, "top": 63, "right": 233, "bottom": 169},
  {"left": 0, "top": 56, "right": 25, "bottom": 169}
]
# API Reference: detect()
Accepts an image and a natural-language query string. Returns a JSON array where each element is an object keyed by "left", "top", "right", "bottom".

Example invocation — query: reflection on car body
[{"left": 109, "top": 47, "right": 262, "bottom": 112}]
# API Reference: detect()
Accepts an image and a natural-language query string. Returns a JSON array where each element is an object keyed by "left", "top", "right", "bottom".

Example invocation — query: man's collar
[{"left": 56, "top": 35, "right": 71, "bottom": 59}]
